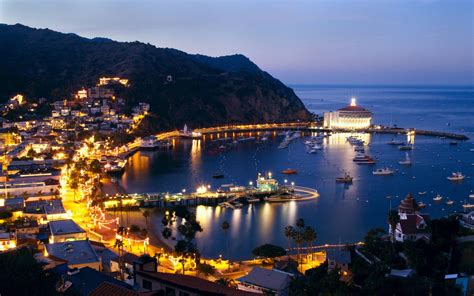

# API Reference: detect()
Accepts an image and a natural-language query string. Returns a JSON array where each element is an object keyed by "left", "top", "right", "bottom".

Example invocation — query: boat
[
  {"left": 212, "top": 173, "right": 224, "bottom": 179},
  {"left": 336, "top": 173, "right": 353, "bottom": 183},
  {"left": 418, "top": 191, "right": 427, "bottom": 195},
  {"left": 470, "top": 194, "right": 474, "bottom": 199},
  {"left": 282, "top": 169, "right": 297, "bottom": 175},
  {"left": 446, "top": 200, "right": 454, "bottom": 205},
  {"left": 387, "top": 140, "right": 404, "bottom": 145},
  {"left": 462, "top": 203, "right": 474, "bottom": 209},
  {"left": 312, "top": 144, "right": 323, "bottom": 150},
  {"left": 372, "top": 167, "right": 394, "bottom": 175},
  {"left": 233, "top": 202, "right": 243, "bottom": 208},
  {"left": 354, "top": 145, "right": 365, "bottom": 152},
  {"left": 353, "top": 153, "right": 376, "bottom": 164},
  {"left": 307, "top": 149, "right": 317, "bottom": 154},
  {"left": 398, "top": 153, "right": 412, "bottom": 165},
  {"left": 398, "top": 145, "right": 413, "bottom": 151},
  {"left": 433, "top": 194, "right": 443, "bottom": 201},
  {"left": 447, "top": 172, "right": 465, "bottom": 181},
  {"left": 418, "top": 201, "right": 427, "bottom": 209}
]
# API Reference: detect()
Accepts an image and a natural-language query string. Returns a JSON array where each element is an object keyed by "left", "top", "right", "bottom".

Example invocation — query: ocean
[{"left": 120, "top": 85, "right": 474, "bottom": 259}]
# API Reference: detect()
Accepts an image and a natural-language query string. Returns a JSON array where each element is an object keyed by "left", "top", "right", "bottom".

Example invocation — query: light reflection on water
[{"left": 120, "top": 86, "right": 473, "bottom": 259}]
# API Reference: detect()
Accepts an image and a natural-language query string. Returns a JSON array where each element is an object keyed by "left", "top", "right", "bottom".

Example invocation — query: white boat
[
  {"left": 447, "top": 172, "right": 465, "bottom": 181},
  {"left": 307, "top": 149, "right": 317, "bottom": 154},
  {"left": 418, "top": 191, "right": 427, "bottom": 195},
  {"left": 312, "top": 144, "right": 323, "bottom": 150},
  {"left": 372, "top": 167, "right": 394, "bottom": 175},
  {"left": 462, "top": 203, "right": 474, "bottom": 209},
  {"left": 353, "top": 153, "right": 376, "bottom": 164},
  {"left": 418, "top": 201, "right": 427, "bottom": 208},
  {"left": 398, "top": 153, "right": 412, "bottom": 165},
  {"left": 446, "top": 200, "right": 454, "bottom": 205},
  {"left": 470, "top": 194, "right": 474, "bottom": 199},
  {"left": 433, "top": 194, "right": 443, "bottom": 201}
]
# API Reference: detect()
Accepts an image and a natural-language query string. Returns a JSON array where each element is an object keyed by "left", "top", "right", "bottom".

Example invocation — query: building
[
  {"left": 87, "top": 87, "right": 114, "bottom": 99},
  {"left": 323, "top": 98, "right": 372, "bottom": 130},
  {"left": 0, "top": 232, "right": 16, "bottom": 251},
  {"left": 390, "top": 194, "right": 431, "bottom": 242},
  {"left": 49, "top": 219, "right": 87, "bottom": 243},
  {"left": 135, "top": 271, "right": 258, "bottom": 296},
  {"left": 238, "top": 267, "right": 292, "bottom": 296},
  {"left": 57, "top": 266, "right": 133, "bottom": 296},
  {"left": 44, "top": 240, "right": 100, "bottom": 270},
  {"left": 326, "top": 249, "right": 351, "bottom": 276}
]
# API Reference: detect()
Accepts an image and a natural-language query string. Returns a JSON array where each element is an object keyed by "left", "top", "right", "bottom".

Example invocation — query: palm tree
[
  {"left": 284, "top": 225, "right": 296, "bottom": 260},
  {"left": 303, "top": 226, "right": 317, "bottom": 262},
  {"left": 143, "top": 210, "right": 150, "bottom": 230},
  {"left": 387, "top": 210, "right": 400, "bottom": 242},
  {"left": 293, "top": 231, "right": 304, "bottom": 272},
  {"left": 114, "top": 229, "right": 125, "bottom": 280},
  {"left": 221, "top": 221, "right": 230, "bottom": 270}
]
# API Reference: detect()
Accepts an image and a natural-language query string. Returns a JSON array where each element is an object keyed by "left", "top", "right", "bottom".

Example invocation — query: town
[{"left": 0, "top": 76, "right": 472, "bottom": 296}]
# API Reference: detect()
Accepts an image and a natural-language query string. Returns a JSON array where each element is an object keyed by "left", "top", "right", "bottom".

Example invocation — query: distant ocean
[{"left": 293, "top": 84, "right": 474, "bottom": 138}]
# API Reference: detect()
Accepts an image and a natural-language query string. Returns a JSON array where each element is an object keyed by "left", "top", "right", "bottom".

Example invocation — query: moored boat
[
  {"left": 336, "top": 173, "right": 353, "bottom": 183},
  {"left": 372, "top": 167, "right": 394, "bottom": 175},
  {"left": 353, "top": 153, "right": 376, "bottom": 164},
  {"left": 282, "top": 168, "right": 297, "bottom": 175},
  {"left": 433, "top": 194, "right": 443, "bottom": 201},
  {"left": 447, "top": 172, "right": 465, "bottom": 181}
]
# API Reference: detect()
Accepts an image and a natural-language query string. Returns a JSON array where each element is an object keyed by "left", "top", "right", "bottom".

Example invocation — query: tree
[
  {"left": 284, "top": 225, "right": 296, "bottom": 260},
  {"left": 221, "top": 220, "right": 230, "bottom": 268},
  {"left": 162, "top": 206, "right": 203, "bottom": 274},
  {"left": 252, "top": 244, "right": 286, "bottom": 264},
  {"left": 143, "top": 210, "right": 150, "bottom": 230},
  {"left": 115, "top": 226, "right": 126, "bottom": 280},
  {"left": 196, "top": 262, "right": 215, "bottom": 277},
  {"left": 387, "top": 210, "right": 400, "bottom": 242},
  {"left": 302, "top": 226, "right": 317, "bottom": 261},
  {"left": 0, "top": 247, "right": 58, "bottom": 296}
]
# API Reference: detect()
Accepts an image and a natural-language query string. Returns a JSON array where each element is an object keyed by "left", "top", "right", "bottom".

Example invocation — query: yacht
[
  {"left": 336, "top": 173, "right": 353, "bottom": 183},
  {"left": 418, "top": 201, "right": 427, "bottom": 209},
  {"left": 353, "top": 153, "right": 376, "bottom": 164},
  {"left": 398, "top": 153, "right": 412, "bottom": 165},
  {"left": 462, "top": 203, "right": 474, "bottom": 210},
  {"left": 470, "top": 194, "right": 474, "bottom": 199},
  {"left": 282, "top": 168, "right": 297, "bottom": 175},
  {"left": 372, "top": 167, "right": 394, "bottom": 175},
  {"left": 418, "top": 191, "right": 427, "bottom": 195},
  {"left": 433, "top": 194, "right": 443, "bottom": 201},
  {"left": 447, "top": 172, "right": 465, "bottom": 181}
]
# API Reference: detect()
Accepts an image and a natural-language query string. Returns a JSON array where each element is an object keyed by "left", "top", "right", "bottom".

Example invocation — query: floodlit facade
[{"left": 323, "top": 98, "right": 372, "bottom": 130}]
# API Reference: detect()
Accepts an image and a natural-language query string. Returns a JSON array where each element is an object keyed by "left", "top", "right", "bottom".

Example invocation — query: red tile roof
[
  {"left": 398, "top": 214, "right": 430, "bottom": 235},
  {"left": 89, "top": 282, "right": 139, "bottom": 296},
  {"left": 137, "top": 271, "right": 259, "bottom": 296}
]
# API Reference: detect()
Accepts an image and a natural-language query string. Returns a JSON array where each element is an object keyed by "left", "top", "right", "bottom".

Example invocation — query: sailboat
[{"left": 398, "top": 152, "right": 412, "bottom": 165}]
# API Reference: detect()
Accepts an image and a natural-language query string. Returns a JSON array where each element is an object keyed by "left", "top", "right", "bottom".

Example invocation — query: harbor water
[{"left": 120, "top": 85, "right": 474, "bottom": 260}]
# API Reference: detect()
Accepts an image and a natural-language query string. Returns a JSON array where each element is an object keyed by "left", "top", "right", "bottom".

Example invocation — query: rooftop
[
  {"left": 49, "top": 219, "right": 85, "bottom": 235},
  {"left": 45, "top": 240, "right": 99, "bottom": 266},
  {"left": 238, "top": 267, "right": 292, "bottom": 292},
  {"left": 138, "top": 271, "right": 258, "bottom": 296},
  {"left": 64, "top": 266, "right": 131, "bottom": 296}
]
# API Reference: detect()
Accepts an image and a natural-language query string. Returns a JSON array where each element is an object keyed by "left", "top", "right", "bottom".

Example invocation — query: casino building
[{"left": 323, "top": 98, "right": 372, "bottom": 130}]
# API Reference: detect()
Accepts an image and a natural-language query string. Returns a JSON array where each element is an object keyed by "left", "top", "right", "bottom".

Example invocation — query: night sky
[{"left": 1, "top": 0, "right": 473, "bottom": 85}]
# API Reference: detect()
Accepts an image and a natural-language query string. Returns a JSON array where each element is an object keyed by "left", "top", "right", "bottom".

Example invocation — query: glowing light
[
  {"left": 350, "top": 97, "right": 357, "bottom": 106},
  {"left": 196, "top": 185, "right": 207, "bottom": 194}
]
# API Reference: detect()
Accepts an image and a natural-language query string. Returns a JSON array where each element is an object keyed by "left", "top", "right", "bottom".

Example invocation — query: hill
[{"left": 0, "top": 24, "right": 312, "bottom": 131}]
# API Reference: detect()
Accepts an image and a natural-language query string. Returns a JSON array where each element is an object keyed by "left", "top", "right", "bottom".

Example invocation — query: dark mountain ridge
[{"left": 0, "top": 24, "right": 312, "bottom": 131}]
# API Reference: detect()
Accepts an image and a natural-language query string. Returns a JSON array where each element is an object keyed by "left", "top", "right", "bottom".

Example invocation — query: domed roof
[{"left": 338, "top": 105, "right": 370, "bottom": 112}]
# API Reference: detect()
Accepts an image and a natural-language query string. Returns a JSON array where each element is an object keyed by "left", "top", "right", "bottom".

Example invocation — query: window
[{"left": 142, "top": 279, "right": 152, "bottom": 290}]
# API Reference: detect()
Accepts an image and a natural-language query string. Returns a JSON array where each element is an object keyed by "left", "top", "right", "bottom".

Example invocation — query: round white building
[{"left": 323, "top": 98, "right": 372, "bottom": 130}]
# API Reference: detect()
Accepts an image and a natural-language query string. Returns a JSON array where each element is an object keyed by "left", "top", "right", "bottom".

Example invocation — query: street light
[{"left": 249, "top": 181, "right": 253, "bottom": 186}]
